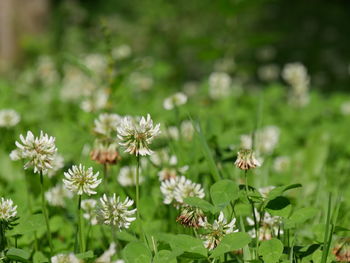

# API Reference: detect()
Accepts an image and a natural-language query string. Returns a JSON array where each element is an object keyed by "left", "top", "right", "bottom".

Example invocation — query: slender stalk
[
  {"left": 103, "top": 163, "right": 109, "bottom": 193},
  {"left": 321, "top": 193, "right": 332, "bottom": 263},
  {"left": 136, "top": 154, "right": 144, "bottom": 240},
  {"left": 78, "top": 195, "right": 85, "bottom": 252},
  {"left": 40, "top": 172, "right": 53, "bottom": 256}
]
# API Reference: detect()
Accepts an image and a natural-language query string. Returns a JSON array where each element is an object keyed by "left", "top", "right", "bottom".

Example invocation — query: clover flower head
[
  {"left": 15, "top": 131, "right": 57, "bottom": 174},
  {"left": 94, "top": 113, "right": 121, "bottom": 138},
  {"left": 95, "top": 242, "right": 118, "bottom": 263},
  {"left": 282, "top": 62, "right": 310, "bottom": 92},
  {"left": 0, "top": 109, "right": 20, "bottom": 128},
  {"left": 81, "top": 199, "right": 98, "bottom": 225},
  {"left": 234, "top": 149, "right": 261, "bottom": 170},
  {"left": 45, "top": 184, "right": 73, "bottom": 207},
  {"left": 98, "top": 194, "right": 136, "bottom": 229},
  {"left": 247, "top": 209, "right": 282, "bottom": 241},
  {"left": 80, "top": 89, "right": 109, "bottom": 113},
  {"left": 63, "top": 164, "right": 101, "bottom": 195},
  {"left": 208, "top": 72, "right": 232, "bottom": 100},
  {"left": 0, "top": 198, "right": 17, "bottom": 222},
  {"left": 117, "top": 114, "right": 161, "bottom": 156},
  {"left": 163, "top": 92, "right": 188, "bottom": 110},
  {"left": 51, "top": 253, "right": 81, "bottom": 263},
  {"left": 199, "top": 212, "right": 238, "bottom": 250},
  {"left": 160, "top": 176, "right": 205, "bottom": 206},
  {"left": 176, "top": 206, "right": 205, "bottom": 228},
  {"left": 47, "top": 154, "right": 65, "bottom": 178},
  {"left": 333, "top": 238, "right": 350, "bottom": 262},
  {"left": 118, "top": 166, "right": 145, "bottom": 187},
  {"left": 90, "top": 142, "right": 121, "bottom": 165}
]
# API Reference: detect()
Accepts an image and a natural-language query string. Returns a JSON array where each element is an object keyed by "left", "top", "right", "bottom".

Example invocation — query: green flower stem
[
  {"left": 40, "top": 171, "right": 53, "bottom": 257},
  {"left": 78, "top": 195, "right": 85, "bottom": 252},
  {"left": 103, "top": 163, "right": 109, "bottom": 193},
  {"left": 136, "top": 154, "right": 145, "bottom": 240}
]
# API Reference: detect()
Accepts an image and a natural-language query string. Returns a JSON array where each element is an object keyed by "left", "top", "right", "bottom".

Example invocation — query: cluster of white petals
[
  {"left": 0, "top": 109, "right": 20, "bottom": 128},
  {"left": 94, "top": 113, "right": 121, "bottom": 138},
  {"left": 15, "top": 131, "right": 57, "bottom": 174},
  {"left": 160, "top": 176, "right": 205, "bottom": 206},
  {"left": 117, "top": 114, "right": 160, "bottom": 156},
  {"left": 47, "top": 154, "right": 65, "bottom": 178},
  {"left": 247, "top": 209, "right": 282, "bottom": 241},
  {"left": 118, "top": 166, "right": 145, "bottom": 187},
  {"left": 51, "top": 253, "right": 80, "bottom": 263},
  {"left": 163, "top": 92, "right": 188, "bottom": 110},
  {"left": 208, "top": 72, "right": 232, "bottom": 100},
  {"left": 199, "top": 212, "right": 238, "bottom": 250},
  {"left": 166, "top": 120, "right": 194, "bottom": 141},
  {"left": 63, "top": 164, "right": 101, "bottom": 195},
  {"left": 99, "top": 194, "right": 136, "bottom": 229},
  {"left": 45, "top": 184, "right": 73, "bottom": 207},
  {"left": 81, "top": 199, "right": 98, "bottom": 225},
  {"left": 0, "top": 198, "right": 17, "bottom": 222}
]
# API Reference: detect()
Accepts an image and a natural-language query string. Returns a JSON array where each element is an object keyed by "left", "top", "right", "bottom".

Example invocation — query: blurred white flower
[
  {"left": 208, "top": 72, "right": 232, "bottom": 100},
  {"left": 47, "top": 154, "right": 65, "bottom": 178},
  {"left": 112, "top": 45, "right": 132, "bottom": 60},
  {"left": 340, "top": 101, "right": 350, "bottom": 115},
  {"left": 240, "top": 126, "right": 280, "bottom": 155},
  {"left": 0, "top": 198, "right": 17, "bottom": 221},
  {"left": 161, "top": 176, "right": 205, "bottom": 206},
  {"left": 15, "top": 131, "right": 57, "bottom": 174},
  {"left": 235, "top": 149, "right": 261, "bottom": 170},
  {"left": 257, "top": 64, "right": 280, "bottom": 82},
  {"left": 99, "top": 194, "right": 136, "bottom": 229},
  {"left": 129, "top": 72, "right": 153, "bottom": 91},
  {"left": 182, "top": 82, "right": 198, "bottom": 96},
  {"left": 282, "top": 62, "right": 310, "bottom": 107},
  {"left": 181, "top": 120, "right": 194, "bottom": 141},
  {"left": 258, "top": 186, "right": 275, "bottom": 198},
  {"left": 51, "top": 253, "right": 80, "bottom": 263},
  {"left": 150, "top": 149, "right": 178, "bottom": 167},
  {"left": 84, "top": 54, "right": 108, "bottom": 76},
  {"left": 36, "top": 56, "right": 59, "bottom": 85},
  {"left": 247, "top": 209, "right": 282, "bottom": 241},
  {"left": 199, "top": 212, "right": 238, "bottom": 250},
  {"left": 0, "top": 109, "right": 20, "bottom": 128},
  {"left": 9, "top": 149, "right": 22, "bottom": 161},
  {"left": 163, "top": 92, "right": 188, "bottom": 110},
  {"left": 95, "top": 242, "right": 117, "bottom": 263},
  {"left": 273, "top": 156, "right": 291, "bottom": 173},
  {"left": 117, "top": 114, "right": 161, "bottom": 156},
  {"left": 63, "top": 164, "right": 101, "bottom": 195},
  {"left": 81, "top": 199, "right": 98, "bottom": 225},
  {"left": 45, "top": 184, "right": 73, "bottom": 207},
  {"left": 118, "top": 166, "right": 145, "bottom": 187},
  {"left": 94, "top": 113, "right": 121, "bottom": 138},
  {"left": 81, "top": 89, "right": 109, "bottom": 113},
  {"left": 166, "top": 126, "right": 180, "bottom": 140}
]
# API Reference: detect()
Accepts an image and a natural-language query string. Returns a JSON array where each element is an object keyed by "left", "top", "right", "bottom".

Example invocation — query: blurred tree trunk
[{"left": 0, "top": 0, "right": 49, "bottom": 71}]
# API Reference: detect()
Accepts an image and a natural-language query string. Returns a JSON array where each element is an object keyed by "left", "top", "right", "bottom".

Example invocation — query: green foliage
[
  {"left": 258, "top": 238, "right": 284, "bottom": 263},
  {"left": 123, "top": 241, "right": 152, "bottom": 263},
  {"left": 210, "top": 232, "right": 251, "bottom": 258}
]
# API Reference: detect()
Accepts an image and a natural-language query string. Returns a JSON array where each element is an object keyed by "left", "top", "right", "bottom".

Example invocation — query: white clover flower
[
  {"left": 199, "top": 212, "right": 238, "bottom": 250},
  {"left": 63, "top": 164, "right": 101, "bottom": 195},
  {"left": 9, "top": 149, "right": 22, "bottom": 161},
  {"left": 129, "top": 72, "right": 154, "bottom": 91},
  {"left": 0, "top": 109, "right": 20, "bottom": 128},
  {"left": 340, "top": 101, "right": 350, "bottom": 116},
  {"left": 0, "top": 198, "right": 17, "bottom": 221},
  {"left": 81, "top": 199, "right": 98, "bottom": 225},
  {"left": 45, "top": 184, "right": 73, "bottom": 207},
  {"left": 36, "top": 56, "right": 59, "bottom": 85},
  {"left": 258, "top": 186, "right": 275, "bottom": 198},
  {"left": 257, "top": 64, "right": 280, "bottom": 82},
  {"left": 163, "top": 92, "right": 188, "bottom": 110},
  {"left": 208, "top": 72, "right": 232, "bottom": 100},
  {"left": 81, "top": 89, "right": 109, "bottom": 113},
  {"left": 247, "top": 209, "right": 282, "bottom": 241},
  {"left": 161, "top": 176, "right": 205, "bottom": 206},
  {"left": 273, "top": 156, "right": 291, "bottom": 173},
  {"left": 180, "top": 120, "right": 194, "bottom": 141},
  {"left": 183, "top": 81, "right": 198, "bottom": 96},
  {"left": 99, "top": 194, "right": 136, "bottom": 229},
  {"left": 234, "top": 149, "right": 261, "bottom": 170},
  {"left": 117, "top": 114, "right": 161, "bottom": 156},
  {"left": 94, "top": 113, "right": 121, "bottom": 138},
  {"left": 95, "top": 242, "right": 117, "bottom": 263},
  {"left": 174, "top": 176, "right": 205, "bottom": 203},
  {"left": 150, "top": 149, "right": 178, "bottom": 167},
  {"left": 112, "top": 44, "right": 132, "bottom": 60},
  {"left": 166, "top": 126, "right": 180, "bottom": 141},
  {"left": 15, "top": 131, "right": 57, "bottom": 174},
  {"left": 118, "top": 166, "right": 145, "bottom": 187},
  {"left": 240, "top": 125, "right": 280, "bottom": 155},
  {"left": 51, "top": 253, "right": 80, "bottom": 263},
  {"left": 47, "top": 154, "right": 65, "bottom": 178},
  {"left": 84, "top": 53, "right": 108, "bottom": 76}
]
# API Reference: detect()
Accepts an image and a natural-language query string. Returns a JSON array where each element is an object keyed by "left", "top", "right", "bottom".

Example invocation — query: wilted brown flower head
[
  {"left": 234, "top": 149, "right": 261, "bottom": 170},
  {"left": 333, "top": 238, "right": 350, "bottom": 262},
  {"left": 90, "top": 142, "right": 121, "bottom": 165},
  {"left": 176, "top": 206, "right": 205, "bottom": 228}
]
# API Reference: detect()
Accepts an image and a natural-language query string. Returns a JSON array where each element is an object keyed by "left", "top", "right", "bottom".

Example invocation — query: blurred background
[{"left": 1, "top": 0, "right": 349, "bottom": 91}]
